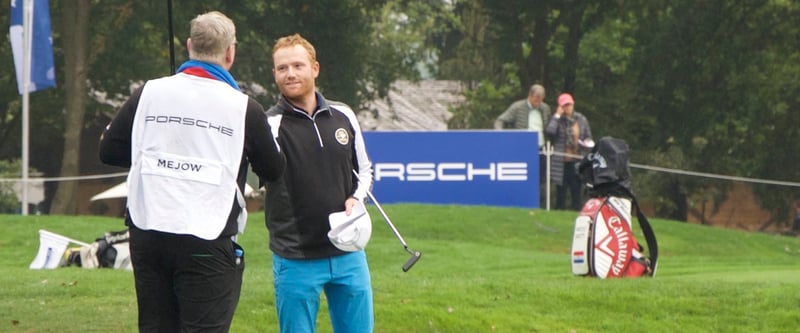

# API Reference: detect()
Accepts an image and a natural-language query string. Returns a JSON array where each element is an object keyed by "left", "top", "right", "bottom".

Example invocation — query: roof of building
[{"left": 358, "top": 80, "right": 464, "bottom": 131}]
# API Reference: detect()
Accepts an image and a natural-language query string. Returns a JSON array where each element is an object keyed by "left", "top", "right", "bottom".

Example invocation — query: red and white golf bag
[{"left": 571, "top": 137, "right": 658, "bottom": 278}]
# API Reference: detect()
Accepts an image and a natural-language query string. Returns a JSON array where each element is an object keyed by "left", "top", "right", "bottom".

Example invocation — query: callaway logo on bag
[{"left": 570, "top": 137, "right": 658, "bottom": 278}]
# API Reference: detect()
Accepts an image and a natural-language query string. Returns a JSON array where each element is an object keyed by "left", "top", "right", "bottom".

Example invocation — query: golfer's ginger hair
[{"left": 272, "top": 33, "right": 317, "bottom": 64}]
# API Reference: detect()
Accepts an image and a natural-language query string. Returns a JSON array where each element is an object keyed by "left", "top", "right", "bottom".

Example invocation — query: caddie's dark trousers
[{"left": 129, "top": 225, "right": 244, "bottom": 333}]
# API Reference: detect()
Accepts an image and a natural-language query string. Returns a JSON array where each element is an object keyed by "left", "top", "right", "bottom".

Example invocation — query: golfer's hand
[
  {"left": 555, "top": 105, "right": 564, "bottom": 116},
  {"left": 344, "top": 196, "right": 359, "bottom": 216}
]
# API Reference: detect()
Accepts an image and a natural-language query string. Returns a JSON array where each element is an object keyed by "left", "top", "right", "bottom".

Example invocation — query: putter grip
[{"left": 402, "top": 252, "right": 422, "bottom": 272}]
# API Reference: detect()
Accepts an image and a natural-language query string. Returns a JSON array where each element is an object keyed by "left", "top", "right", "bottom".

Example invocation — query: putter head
[{"left": 401, "top": 251, "right": 422, "bottom": 272}]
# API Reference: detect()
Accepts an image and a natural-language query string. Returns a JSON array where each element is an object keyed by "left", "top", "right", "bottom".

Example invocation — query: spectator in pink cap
[{"left": 545, "top": 93, "right": 593, "bottom": 210}]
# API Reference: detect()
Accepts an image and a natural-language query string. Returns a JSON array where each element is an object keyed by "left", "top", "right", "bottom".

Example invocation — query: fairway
[{"left": 2, "top": 205, "right": 800, "bottom": 332}]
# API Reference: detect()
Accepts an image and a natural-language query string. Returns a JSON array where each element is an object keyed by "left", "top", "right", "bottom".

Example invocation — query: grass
[{"left": 2, "top": 205, "right": 800, "bottom": 332}]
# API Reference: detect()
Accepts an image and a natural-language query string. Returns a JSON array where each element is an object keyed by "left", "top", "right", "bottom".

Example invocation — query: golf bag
[
  {"left": 62, "top": 229, "right": 132, "bottom": 270},
  {"left": 570, "top": 137, "right": 658, "bottom": 278}
]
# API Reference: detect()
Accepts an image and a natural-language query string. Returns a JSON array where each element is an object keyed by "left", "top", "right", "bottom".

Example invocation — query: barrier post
[{"left": 545, "top": 142, "right": 552, "bottom": 211}]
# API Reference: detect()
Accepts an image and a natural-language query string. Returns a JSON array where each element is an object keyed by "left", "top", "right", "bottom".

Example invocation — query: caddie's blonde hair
[{"left": 188, "top": 11, "right": 236, "bottom": 62}]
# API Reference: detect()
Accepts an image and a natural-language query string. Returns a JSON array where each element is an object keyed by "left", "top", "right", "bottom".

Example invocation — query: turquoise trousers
[{"left": 272, "top": 251, "right": 374, "bottom": 333}]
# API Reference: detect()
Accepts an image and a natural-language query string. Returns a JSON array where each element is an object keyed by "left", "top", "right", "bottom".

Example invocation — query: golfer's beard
[{"left": 281, "top": 80, "right": 313, "bottom": 99}]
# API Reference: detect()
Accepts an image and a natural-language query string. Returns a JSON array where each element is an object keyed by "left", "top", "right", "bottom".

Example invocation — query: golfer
[
  {"left": 263, "top": 33, "right": 375, "bottom": 333},
  {"left": 99, "top": 11, "right": 284, "bottom": 332}
]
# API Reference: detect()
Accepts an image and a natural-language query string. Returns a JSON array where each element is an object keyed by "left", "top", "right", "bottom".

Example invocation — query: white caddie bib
[{"left": 127, "top": 73, "right": 248, "bottom": 240}]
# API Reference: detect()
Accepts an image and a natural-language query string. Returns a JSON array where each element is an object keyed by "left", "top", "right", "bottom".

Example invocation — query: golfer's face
[{"left": 272, "top": 45, "right": 319, "bottom": 100}]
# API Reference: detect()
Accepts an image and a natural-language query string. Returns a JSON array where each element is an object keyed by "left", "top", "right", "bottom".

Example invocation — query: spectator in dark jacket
[{"left": 545, "top": 93, "right": 593, "bottom": 210}]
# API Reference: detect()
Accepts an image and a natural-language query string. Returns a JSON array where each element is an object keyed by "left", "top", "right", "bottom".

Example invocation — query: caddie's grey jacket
[{"left": 494, "top": 99, "right": 552, "bottom": 147}]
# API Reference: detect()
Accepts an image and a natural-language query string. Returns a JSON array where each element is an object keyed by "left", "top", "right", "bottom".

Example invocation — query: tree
[
  {"left": 49, "top": 0, "right": 90, "bottom": 214},
  {"left": 621, "top": 0, "right": 800, "bottom": 223},
  {"left": 49, "top": 0, "right": 172, "bottom": 214},
  {"left": 436, "top": 0, "right": 503, "bottom": 87}
]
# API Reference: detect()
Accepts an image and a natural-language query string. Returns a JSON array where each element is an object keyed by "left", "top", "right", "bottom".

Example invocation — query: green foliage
[
  {"left": 436, "top": 0, "right": 504, "bottom": 85},
  {"left": 0, "top": 160, "right": 27, "bottom": 213},
  {"left": 619, "top": 0, "right": 800, "bottom": 224},
  {"left": 367, "top": 1, "right": 457, "bottom": 83},
  {"left": 447, "top": 63, "right": 519, "bottom": 129},
  {"left": 573, "top": 13, "right": 640, "bottom": 138},
  {"left": 3, "top": 205, "right": 800, "bottom": 332},
  {"left": 0, "top": 160, "right": 44, "bottom": 214},
  {"left": 632, "top": 145, "right": 733, "bottom": 223}
]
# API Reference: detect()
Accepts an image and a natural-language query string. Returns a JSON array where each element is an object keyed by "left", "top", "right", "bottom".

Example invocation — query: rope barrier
[
  {"left": 0, "top": 149, "right": 797, "bottom": 193},
  {"left": 546, "top": 150, "right": 800, "bottom": 188},
  {"left": 0, "top": 172, "right": 127, "bottom": 183}
]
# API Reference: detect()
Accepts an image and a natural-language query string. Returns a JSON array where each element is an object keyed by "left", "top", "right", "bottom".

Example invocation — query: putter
[{"left": 352, "top": 170, "right": 422, "bottom": 272}]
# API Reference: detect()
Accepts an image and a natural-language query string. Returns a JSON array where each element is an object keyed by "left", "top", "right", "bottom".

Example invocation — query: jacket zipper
[{"left": 293, "top": 108, "right": 325, "bottom": 148}]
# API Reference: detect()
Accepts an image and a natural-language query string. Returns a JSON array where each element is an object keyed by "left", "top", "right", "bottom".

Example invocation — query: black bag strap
[{"left": 626, "top": 189, "right": 658, "bottom": 277}]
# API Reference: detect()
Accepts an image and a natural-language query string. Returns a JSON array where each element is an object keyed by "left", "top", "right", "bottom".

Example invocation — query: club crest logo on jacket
[{"left": 335, "top": 128, "right": 349, "bottom": 145}]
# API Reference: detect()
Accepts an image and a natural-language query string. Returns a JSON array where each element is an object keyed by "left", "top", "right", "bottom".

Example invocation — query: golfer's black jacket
[{"left": 264, "top": 93, "right": 372, "bottom": 259}]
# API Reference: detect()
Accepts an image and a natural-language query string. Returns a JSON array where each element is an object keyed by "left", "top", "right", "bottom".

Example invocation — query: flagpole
[
  {"left": 21, "top": 0, "right": 34, "bottom": 216},
  {"left": 167, "top": 0, "right": 176, "bottom": 74}
]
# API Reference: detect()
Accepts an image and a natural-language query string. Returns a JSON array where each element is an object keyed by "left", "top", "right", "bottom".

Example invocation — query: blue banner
[
  {"left": 363, "top": 131, "right": 540, "bottom": 208},
  {"left": 10, "top": 0, "right": 56, "bottom": 94}
]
